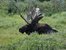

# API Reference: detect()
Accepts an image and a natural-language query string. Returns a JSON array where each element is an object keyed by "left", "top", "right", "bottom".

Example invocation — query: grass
[{"left": 0, "top": 12, "right": 66, "bottom": 50}]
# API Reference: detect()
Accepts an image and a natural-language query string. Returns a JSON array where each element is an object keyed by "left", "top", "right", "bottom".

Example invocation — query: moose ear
[
  {"left": 38, "top": 14, "right": 42, "bottom": 17},
  {"left": 31, "top": 14, "right": 43, "bottom": 25}
]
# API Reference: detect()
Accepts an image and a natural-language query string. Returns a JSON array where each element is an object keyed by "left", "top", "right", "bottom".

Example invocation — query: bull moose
[
  {"left": 19, "top": 14, "right": 58, "bottom": 35},
  {"left": 14, "top": 5, "right": 58, "bottom": 35}
]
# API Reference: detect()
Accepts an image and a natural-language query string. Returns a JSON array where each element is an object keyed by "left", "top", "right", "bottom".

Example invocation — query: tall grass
[{"left": 0, "top": 12, "right": 66, "bottom": 50}]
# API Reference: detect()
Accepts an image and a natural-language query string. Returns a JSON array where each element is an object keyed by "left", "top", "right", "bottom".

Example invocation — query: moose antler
[
  {"left": 13, "top": 3, "right": 43, "bottom": 25},
  {"left": 13, "top": 4, "right": 30, "bottom": 24}
]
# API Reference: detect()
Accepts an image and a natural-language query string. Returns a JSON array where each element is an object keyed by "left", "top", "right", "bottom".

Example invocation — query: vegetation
[
  {"left": 0, "top": 0, "right": 66, "bottom": 50},
  {"left": 0, "top": 12, "right": 66, "bottom": 50},
  {"left": 0, "top": 0, "right": 66, "bottom": 16}
]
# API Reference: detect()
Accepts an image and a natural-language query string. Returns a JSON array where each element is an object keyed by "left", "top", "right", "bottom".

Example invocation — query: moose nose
[{"left": 19, "top": 28, "right": 24, "bottom": 33}]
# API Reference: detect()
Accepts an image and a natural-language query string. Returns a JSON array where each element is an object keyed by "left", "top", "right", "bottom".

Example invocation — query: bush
[
  {"left": 36, "top": 1, "right": 53, "bottom": 16},
  {"left": 1, "top": 0, "right": 66, "bottom": 16}
]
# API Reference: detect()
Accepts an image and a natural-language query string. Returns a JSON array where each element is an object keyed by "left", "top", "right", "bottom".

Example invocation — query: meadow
[{"left": 0, "top": 12, "right": 66, "bottom": 50}]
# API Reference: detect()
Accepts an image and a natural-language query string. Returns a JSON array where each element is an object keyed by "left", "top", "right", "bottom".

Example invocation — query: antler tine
[{"left": 13, "top": 4, "right": 30, "bottom": 24}]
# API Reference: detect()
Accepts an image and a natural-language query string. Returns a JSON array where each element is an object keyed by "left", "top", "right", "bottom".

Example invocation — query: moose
[
  {"left": 14, "top": 5, "right": 58, "bottom": 35},
  {"left": 19, "top": 14, "right": 58, "bottom": 35}
]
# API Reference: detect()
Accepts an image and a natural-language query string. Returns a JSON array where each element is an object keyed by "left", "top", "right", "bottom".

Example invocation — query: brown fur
[{"left": 19, "top": 23, "right": 58, "bottom": 35}]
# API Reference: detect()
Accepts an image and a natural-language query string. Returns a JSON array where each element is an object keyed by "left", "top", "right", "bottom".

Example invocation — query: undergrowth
[{"left": 0, "top": 12, "right": 66, "bottom": 50}]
